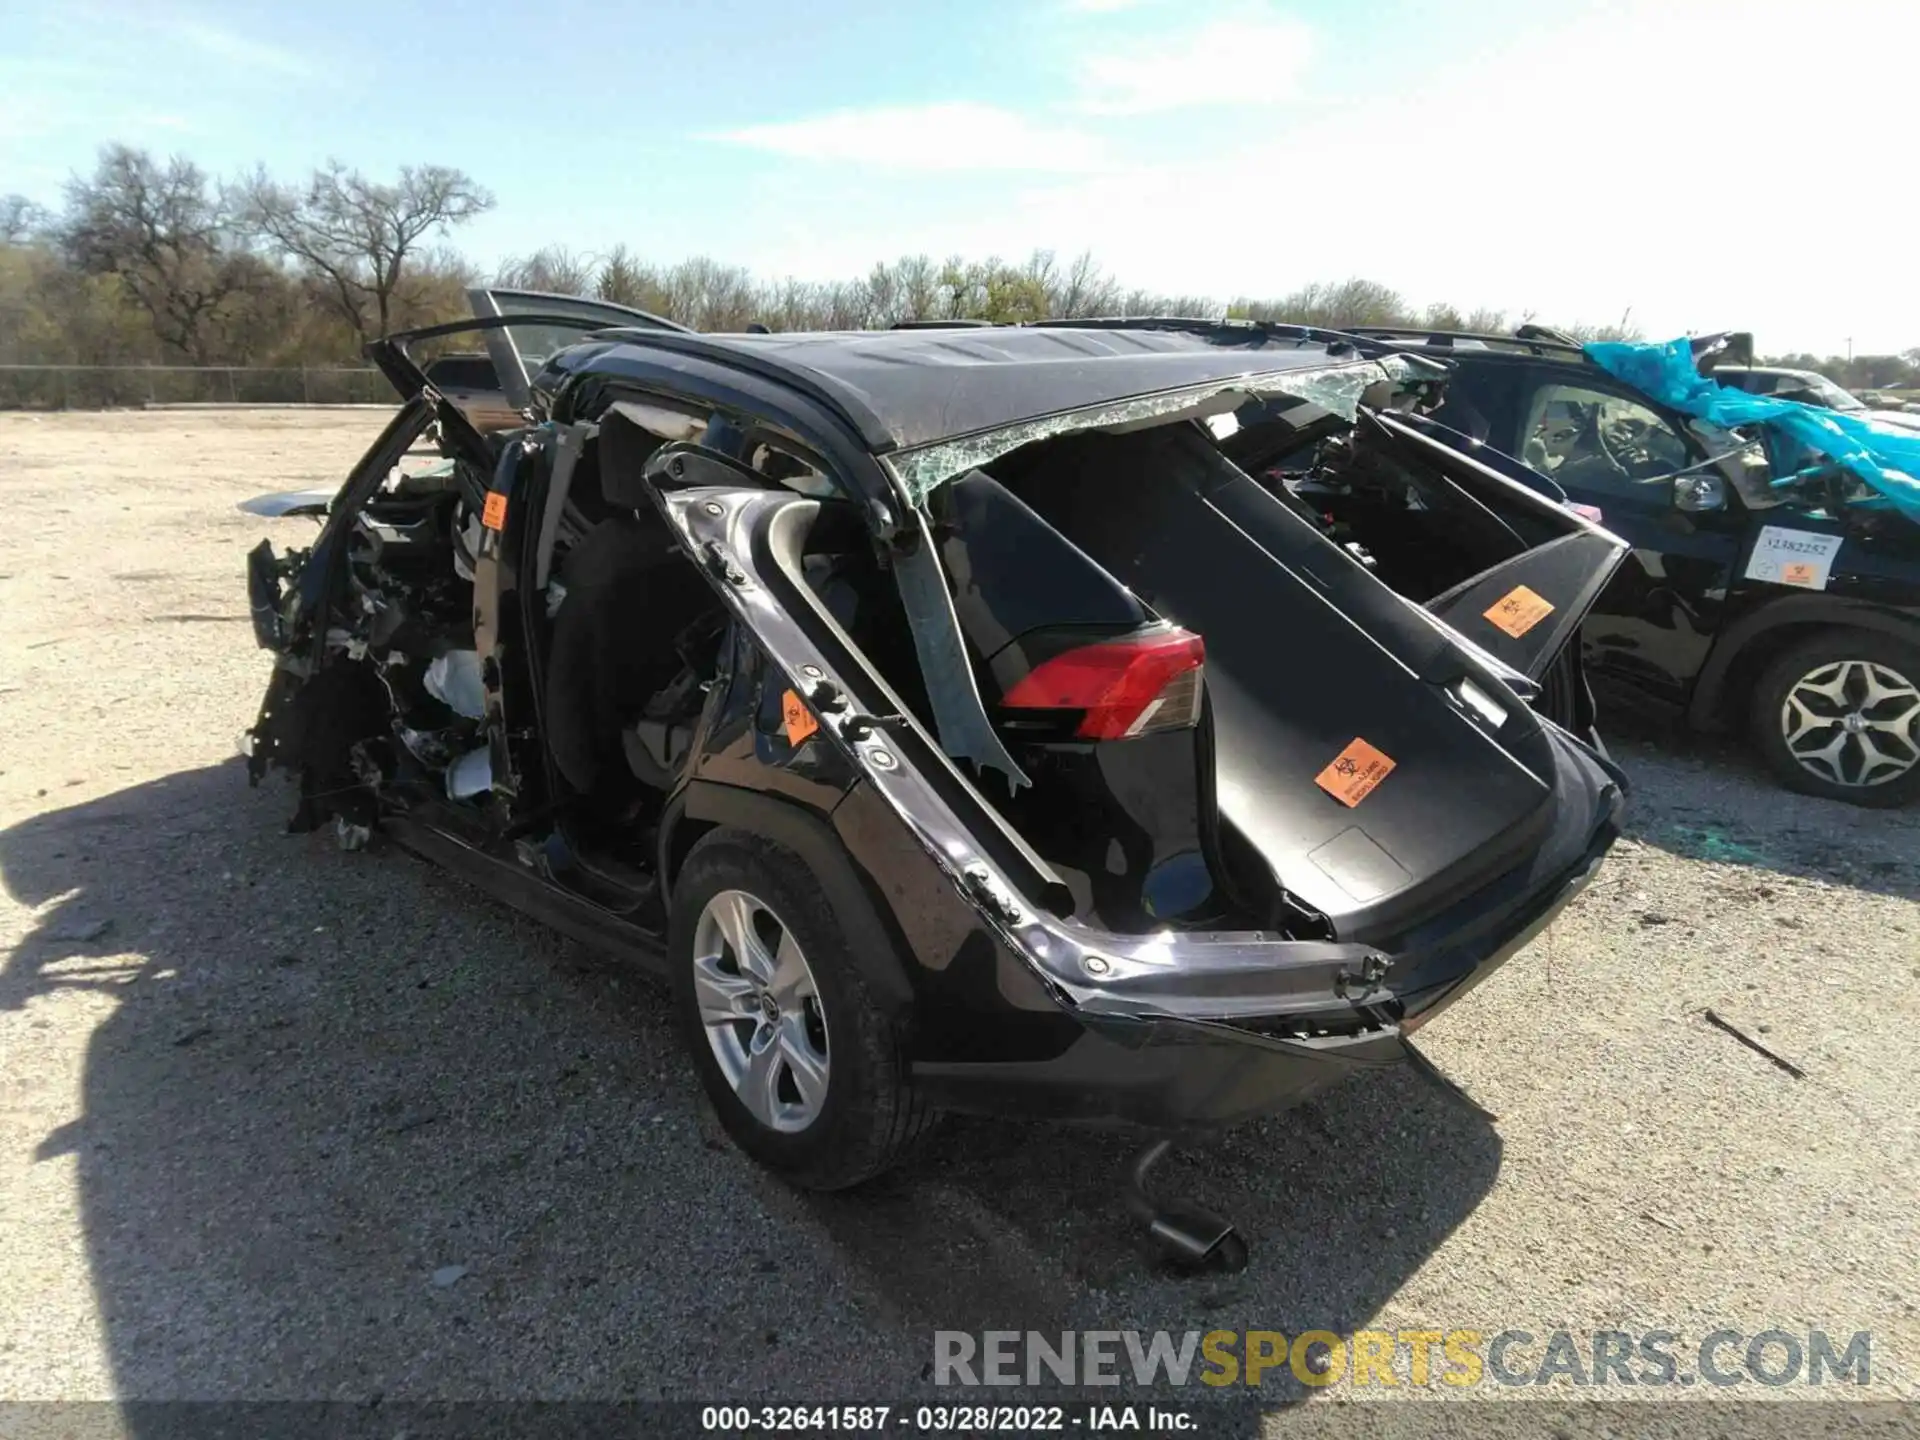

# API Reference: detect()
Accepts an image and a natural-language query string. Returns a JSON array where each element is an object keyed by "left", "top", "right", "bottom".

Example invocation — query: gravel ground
[{"left": 1, "top": 410, "right": 1917, "bottom": 1423}]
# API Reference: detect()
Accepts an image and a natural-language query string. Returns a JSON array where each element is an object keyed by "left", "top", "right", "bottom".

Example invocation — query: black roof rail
[
  {"left": 1024, "top": 314, "right": 1395, "bottom": 358},
  {"left": 1345, "top": 326, "right": 1588, "bottom": 359},
  {"left": 889, "top": 319, "right": 996, "bottom": 330},
  {"left": 1514, "top": 322, "right": 1582, "bottom": 346}
]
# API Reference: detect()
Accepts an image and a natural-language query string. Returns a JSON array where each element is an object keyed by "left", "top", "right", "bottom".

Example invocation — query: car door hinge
[
  {"left": 701, "top": 540, "right": 749, "bottom": 586},
  {"left": 838, "top": 711, "right": 909, "bottom": 742},
  {"left": 805, "top": 680, "right": 906, "bottom": 742}
]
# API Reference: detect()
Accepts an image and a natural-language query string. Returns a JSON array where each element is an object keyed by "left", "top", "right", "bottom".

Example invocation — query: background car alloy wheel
[
  {"left": 1753, "top": 632, "right": 1920, "bottom": 807},
  {"left": 1778, "top": 659, "right": 1920, "bottom": 789},
  {"left": 691, "top": 889, "right": 830, "bottom": 1135}
]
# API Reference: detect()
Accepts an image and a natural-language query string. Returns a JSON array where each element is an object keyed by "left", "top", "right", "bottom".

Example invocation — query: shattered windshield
[
  {"left": 1799, "top": 373, "right": 1867, "bottom": 411},
  {"left": 887, "top": 353, "right": 1442, "bottom": 503}
]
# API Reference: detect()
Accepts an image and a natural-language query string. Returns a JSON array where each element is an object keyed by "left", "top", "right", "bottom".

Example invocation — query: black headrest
[
  {"left": 598, "top": 407, "right": 664, "bottom": 510},
  {"left": 600, "top": 405, "right": 787, "bottom": 510}
]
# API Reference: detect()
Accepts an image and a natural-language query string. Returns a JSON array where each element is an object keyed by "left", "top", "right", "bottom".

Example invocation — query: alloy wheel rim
[
  {"left": 1779, "top": 658, "right": 1920, "bottom": 789},
  {"left": 691, "top": 889, "right": 830, "bottom": 1133}
]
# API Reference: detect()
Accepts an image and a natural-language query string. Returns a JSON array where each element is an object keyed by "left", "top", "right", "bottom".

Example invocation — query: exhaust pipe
[{"left": 1123, "top": 1139, "right": 1249, "bottom": 1274}]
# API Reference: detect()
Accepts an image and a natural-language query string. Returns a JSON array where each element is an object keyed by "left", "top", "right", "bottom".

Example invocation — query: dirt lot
[{"left": 2, "top": 410, "right": 1917, "bottom": 1420}]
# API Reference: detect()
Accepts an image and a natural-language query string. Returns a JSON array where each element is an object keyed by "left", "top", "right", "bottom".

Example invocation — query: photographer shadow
[{"left": 1, "top": 759, "right": 1498, "bottom": 1408}]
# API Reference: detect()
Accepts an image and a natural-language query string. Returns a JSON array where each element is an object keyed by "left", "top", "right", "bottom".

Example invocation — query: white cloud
[
  {"left": 803, "top": 0, "right": 1912, "bottom": 355},
  {"left": 169, "top": 19, "right": 310, "bottom": 78},
  {"left": 0, "top": 94, "right": 51, "bottom": 143},
  {"left": 627, "top": 0, "right": 1918, "bottom": 356},
  {"left": 708, "top": 102, "right": 1109, "bottom": 173},
  {"left": 1072, "top": 14, "right": 1313, "bottom": 114},
  {"left": 1064, "top": 0, "right": 1157, "bottom": 12}
]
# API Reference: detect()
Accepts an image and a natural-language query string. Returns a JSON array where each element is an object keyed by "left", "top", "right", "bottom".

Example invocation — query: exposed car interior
[
  {"left": 274, "top": 358, "right": 1607, "bottom": 953},
  {"left": 1522, "top": 386, "right": 1691, "bottom": 488}
]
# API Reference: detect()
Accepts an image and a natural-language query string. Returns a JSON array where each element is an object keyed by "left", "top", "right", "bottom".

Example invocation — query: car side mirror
[{"left": 1672, "top": 473, "right": 1727, "bottom": 512}]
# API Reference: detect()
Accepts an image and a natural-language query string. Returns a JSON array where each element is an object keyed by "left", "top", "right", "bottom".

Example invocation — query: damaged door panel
[
  {"left": 638, "top": 474, "right": 1403, "bottom": 1021},
  {"left": 466, "top": 287, "right": 692, "bottom": 414},
  {"left": 1425, "top": 530, "right": 1629, "bottom": 680}
]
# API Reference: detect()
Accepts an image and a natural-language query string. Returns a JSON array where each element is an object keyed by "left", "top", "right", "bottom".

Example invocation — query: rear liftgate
[{"left": 614, "top": 405, "right": 1626, "bottom": 1272}]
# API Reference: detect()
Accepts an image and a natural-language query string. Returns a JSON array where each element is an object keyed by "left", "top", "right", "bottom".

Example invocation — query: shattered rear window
[{"left": 886, "top": 353, "right": 1441, "bottom": 503}]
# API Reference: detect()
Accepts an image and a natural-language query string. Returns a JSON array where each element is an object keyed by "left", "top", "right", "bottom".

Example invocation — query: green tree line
[{"left": 5, "top": 145, "right": 1917, "bottom": 397}]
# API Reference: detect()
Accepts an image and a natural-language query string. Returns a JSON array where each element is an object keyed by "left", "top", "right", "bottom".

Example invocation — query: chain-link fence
[{"left": 0, "top": 365, "right": 393, "bottom": 410}]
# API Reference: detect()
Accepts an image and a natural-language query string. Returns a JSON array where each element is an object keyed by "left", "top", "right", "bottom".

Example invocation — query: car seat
[{"left": 542, "top": 440, "right": 719, "bottom": 816}]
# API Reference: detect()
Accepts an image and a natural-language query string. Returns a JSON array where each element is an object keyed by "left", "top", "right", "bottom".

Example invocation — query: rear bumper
[
  {"left": 912, "top": 1017, "right": 1408, "bottom": 1129},
  {"left": 911, "top": 806, "right": 1612, "bottom": 1130}
]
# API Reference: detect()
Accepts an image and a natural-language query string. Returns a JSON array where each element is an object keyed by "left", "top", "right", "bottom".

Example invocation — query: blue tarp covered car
[{"left": 1585, "top": 337, "right": 1920, "bottom": 526}]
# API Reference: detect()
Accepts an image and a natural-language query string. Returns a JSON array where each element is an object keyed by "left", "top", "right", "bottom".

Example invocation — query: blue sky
[{"left": 2, "top": 0, "right": 1914, "bottom": 355}]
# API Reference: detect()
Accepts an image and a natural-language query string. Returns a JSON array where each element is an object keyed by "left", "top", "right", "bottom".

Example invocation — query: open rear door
[
  {"left": 1424, "top": 530, "right": 1628, "bottom": 680},
  {"left": 466, "top": 288, "right": 691, "bottom": 413},
  {"left": 1357, "top": 410, "right": 1632, "bottom": 681}
]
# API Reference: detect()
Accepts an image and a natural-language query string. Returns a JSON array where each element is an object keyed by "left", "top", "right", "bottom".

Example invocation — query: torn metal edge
[{"left": 884, "top": 353, "right": 1443, "bottom": 502}]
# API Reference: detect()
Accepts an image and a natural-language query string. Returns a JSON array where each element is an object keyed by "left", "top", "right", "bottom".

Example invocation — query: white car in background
[{"left": 1712, "top": 364, "right": 1920, "bottom": 434}]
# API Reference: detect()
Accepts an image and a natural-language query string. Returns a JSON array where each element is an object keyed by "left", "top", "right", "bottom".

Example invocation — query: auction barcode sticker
[
  {"left": 1315, "top": 737, "right": 1396, "bottom": 807},
  {"left": 1744, "top": 525, "right": 1844, "bottom": 590}
]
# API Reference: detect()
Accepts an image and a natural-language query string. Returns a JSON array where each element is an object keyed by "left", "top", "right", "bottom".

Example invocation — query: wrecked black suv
[{"left": 243, "top": 294, "right": 1628, "bottom": 1266}]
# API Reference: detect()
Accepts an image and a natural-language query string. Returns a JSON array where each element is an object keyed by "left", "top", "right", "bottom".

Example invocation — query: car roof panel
[{"left": 563, "top": 324, "right": 1368, "bottom": 453}]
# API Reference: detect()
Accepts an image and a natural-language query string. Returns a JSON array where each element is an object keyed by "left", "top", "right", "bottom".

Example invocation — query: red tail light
[{"left": 1001, "top": 627, "right": 1206, "bottom": 739}]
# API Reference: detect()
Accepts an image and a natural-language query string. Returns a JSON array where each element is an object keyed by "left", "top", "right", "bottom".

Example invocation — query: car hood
[{"left": 1864, "top": 408, "right": 1920, "bottom": 436}]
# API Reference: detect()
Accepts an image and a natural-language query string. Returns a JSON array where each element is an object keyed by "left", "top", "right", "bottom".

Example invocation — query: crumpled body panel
[
  {"left": 888, "top": 353, "right": 1442, "bottom": 502},
  {"left": 1585, "top": 338, "right": 1920, "bottom": 525}
]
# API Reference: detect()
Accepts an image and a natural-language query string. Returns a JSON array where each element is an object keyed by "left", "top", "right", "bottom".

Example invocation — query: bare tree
[
  {"left": 2, "top": 194, "right": 48, "bottom": 245},
  {"left": 595, "top": 244, "right": 655, "bottom": 309},
  {"left": 650, "top": 256, "right": 758, "bottom": 331},
  {"left": 1050, "top": 250, "right": 1121, "bottom": 319},
  {"left": 1554, "top": 308, "right": 1642, "bottom": 344},
  {"left": 1247, "top": 278, "right": 1407, "bottom": 329},
  {"left": 30, "top": 136, "right": 1878, "bottom": 378},
  {"left": 891, "top": 255, "right": 940, "bottom": 323},
  {"left": 495, "top": 244, "right": 596, "bottom": 296},
  {"left": 241, "top": 161, "right": 493, "bottom": 341},
  {"left": 57, "top": 146, "right": 262, "bottom": 362}
]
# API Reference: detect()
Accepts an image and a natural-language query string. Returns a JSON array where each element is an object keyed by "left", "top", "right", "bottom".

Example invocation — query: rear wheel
[
  {"left": 668, "top": 829, "right": 935, "bottom": 1189},
  {"left": 1750, "top": 631, "right": 1920, "bottom": 807}
]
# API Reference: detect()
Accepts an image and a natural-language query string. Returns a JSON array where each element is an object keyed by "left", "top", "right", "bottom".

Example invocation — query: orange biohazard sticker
[
  {"left": 781, "top": 689, "right": 820, "bottom": 747},
  {"left": 1483, "top": 584, "right": 1555, "bottom": 639},
  {"left": 1781, "top": 561, "right": 1817, "bottom": 586},
  {"left": 1315, "top": 737, "right": 1397, "bottom": 808},
  {"left": 480, "top": 491, "right": 508, "bottom": 531}
]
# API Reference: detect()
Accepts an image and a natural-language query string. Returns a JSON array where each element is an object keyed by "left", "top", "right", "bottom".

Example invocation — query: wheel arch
[
  {"left": 1687, "top": 598, "right": 1920, "bottom": 732},
  {"left": 660, "top": 780, "right": 916, "bottom": 1010}
]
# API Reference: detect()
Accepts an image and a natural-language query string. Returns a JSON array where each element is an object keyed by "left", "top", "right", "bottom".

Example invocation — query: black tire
[
  {"left": 1750, "top": 630, "right": 1920, "bottom": 808},
  {"left": 668, "top": 828, "right": 936, "bottom": 1189}
]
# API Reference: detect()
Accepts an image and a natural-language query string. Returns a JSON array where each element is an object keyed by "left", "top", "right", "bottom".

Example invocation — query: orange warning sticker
[
  {"left": 1483, "top": 584, "right": 1555, "bottom": 639},
  {"left": 1315, "top": 737, "right": 1397, "bottom": 808},
  {"left": 781, "top": 689, "right": 820, "bottom": 747},
  {"left": 1781, "top": 561, "right": 1818, "bottom": 586},
  {"left": 480, "top": 491, "right": 508, "bottom": 532}
]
